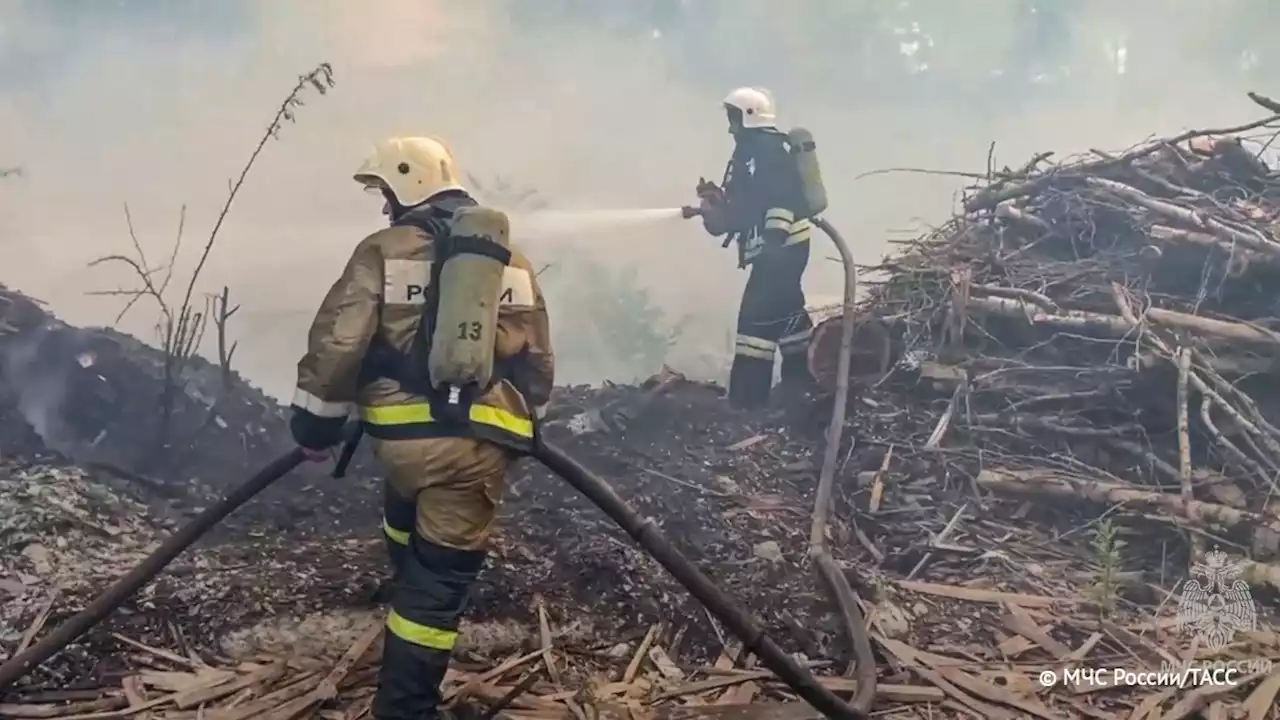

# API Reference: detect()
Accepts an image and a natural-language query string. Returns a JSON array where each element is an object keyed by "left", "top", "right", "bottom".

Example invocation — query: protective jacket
[
  {"left": 721, "top": 128, "right": 812, "bottom": 268},
  {"left": 290, "top": 192, "right": 554, "bottom": 454}
]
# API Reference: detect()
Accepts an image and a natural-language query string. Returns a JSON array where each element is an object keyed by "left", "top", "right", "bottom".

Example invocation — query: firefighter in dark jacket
[
  {"left": 289, "top": 135, "right": 555, "bottom": 720},
  {"left": 695, "top": 87, "right": 816, "bottom": 409}
]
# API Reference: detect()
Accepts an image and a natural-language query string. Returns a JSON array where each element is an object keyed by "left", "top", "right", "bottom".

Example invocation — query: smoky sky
[{"left": 0, "top": 0, "right": 1267, "bottom": 393}]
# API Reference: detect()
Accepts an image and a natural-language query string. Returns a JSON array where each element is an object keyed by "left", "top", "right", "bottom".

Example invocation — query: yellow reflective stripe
[
  {"left": 764, "top": 207, "right": 795, "bottom": 223},
  {"left": 735, "top": 345, "right": 774, "bottom": 360},
  {"left": 386, "top": 608, "right": 458, "bottom": 650},
  {"left": 784, "top": 219, "right": 812, "bottom": 245},
  {"left": 467, "top": 404, "right": 534, "bottom": 437},
  {"left": 763, "top": 214, "right": 812, "bottom": 238},
  {"left": 765, "top": 209, "right": 795, "bottom": 231},
  {"left": 383, "top": 519, "right": 411, "bottom": 546},
  {"left": 736, "top": 334, "right": 777, "bottom": 352},
  {"left": 360, "top": 402, "right": 534, "bottom": 438}
]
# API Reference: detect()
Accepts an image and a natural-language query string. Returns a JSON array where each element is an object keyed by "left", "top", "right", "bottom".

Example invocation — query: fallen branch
[{"left": 968, "top": 295, "right": 1280, "bottom": 347}]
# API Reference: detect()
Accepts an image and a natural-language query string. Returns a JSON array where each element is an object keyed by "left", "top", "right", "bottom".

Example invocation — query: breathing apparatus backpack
[
  {"left": 784, "top": 127, "right": 828, "bottom": 219},
  {"left": 425, "top": 206, "right": 513, "bottom": 420},
  {"left": 373, "top": 199, "right": 515, "bottom": 427}
]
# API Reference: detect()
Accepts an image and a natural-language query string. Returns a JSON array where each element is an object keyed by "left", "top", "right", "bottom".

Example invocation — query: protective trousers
[
  {"left": 730, "top": 241, "right": 813, "bottom": 410},
  {"left": 373, "top": 437, "right": 514, "bottom": 720}
]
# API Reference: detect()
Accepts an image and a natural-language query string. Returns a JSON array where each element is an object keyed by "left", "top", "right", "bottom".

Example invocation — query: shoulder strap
[
  {"left": 362, "top": 194, "right": 516, "bottom": 402},
  {"left": 392, "top": 194, "right": 476, "bottom": 238}
]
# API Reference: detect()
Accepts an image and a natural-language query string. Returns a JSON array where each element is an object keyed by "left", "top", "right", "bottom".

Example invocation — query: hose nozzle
[{"left": 680, "top": 205, "right": 701, "bottom": 219}]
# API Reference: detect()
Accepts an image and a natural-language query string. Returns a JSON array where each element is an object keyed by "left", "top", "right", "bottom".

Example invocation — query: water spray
[{"left": 505, "top": 207, "right": 685, "bottom": 240}]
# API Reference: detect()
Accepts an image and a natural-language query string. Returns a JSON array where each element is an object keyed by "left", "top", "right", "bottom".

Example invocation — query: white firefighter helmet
[
  {"left": 353, "top": 136, "right": 465, "bottom": 208},
  {"left": 722, "top": 86, "right": 777, "bottom": 129}
]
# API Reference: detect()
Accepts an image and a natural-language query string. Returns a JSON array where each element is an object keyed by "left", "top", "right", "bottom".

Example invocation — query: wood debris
[{"left": 8, "top": 104, "right": 1280, "bottom": 719}]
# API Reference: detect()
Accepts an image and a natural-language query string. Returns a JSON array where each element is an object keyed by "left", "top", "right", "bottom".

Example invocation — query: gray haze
[{"left": 0, "top": 0, "right": 1274, "bottom": 394}]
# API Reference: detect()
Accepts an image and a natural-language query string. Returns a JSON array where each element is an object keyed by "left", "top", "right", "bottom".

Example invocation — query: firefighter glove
[
  {"left": 695, "top": 177, "right": 724, "bottom": 205},
  {"left": 693, "top": 180, "right": 729, "bottom": 237}
]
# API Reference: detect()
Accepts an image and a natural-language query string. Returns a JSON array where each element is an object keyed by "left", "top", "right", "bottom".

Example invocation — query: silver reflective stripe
[
  {"left": 778, "top": 327, "right": 808, "bottom": 353},
  {"left": 764, "top": 207, "right": 795, "bottom": 231},
  {"left": 384, "top": 259, "right": 433, "bottom": 306},
  {"left": 784, "top": 219, "right": 812, "bottom": 245},
  {"left": 291, "top": 388, "right": 351, "bottom": 418},
  {"left": 735, "top": 334, "right": 777, "bottom": 360},
  {"left": 500, "top": 266, "right": 536, "bottom": 308},
  {"left": 735, "top": 345, "right": 775, "bottom": 360}
]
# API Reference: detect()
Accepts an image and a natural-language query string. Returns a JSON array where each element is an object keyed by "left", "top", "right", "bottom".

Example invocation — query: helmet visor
[{"left": 354, "top": 173, "right": 387, "bottom": 191}]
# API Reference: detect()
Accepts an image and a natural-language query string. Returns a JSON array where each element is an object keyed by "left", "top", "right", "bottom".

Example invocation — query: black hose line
[
  {"left": 1, "top": 433, "right": 873, "bottom": 716},
  {"left": 0, "top": 448, "right": 306, "bottom": 690},
  {"left": 533, "top": 439, "right": 867, "bottom": 719}
]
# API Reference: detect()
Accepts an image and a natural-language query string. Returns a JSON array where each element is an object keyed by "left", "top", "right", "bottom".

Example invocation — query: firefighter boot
[
  {"left": 728, "top": 355, "right": 773, "bottom": 410},
  {"left": 778, "top": 351, "right": 817, "bottom": 396},
  {"left": 372, "top": 633, "right": 451, "bottom": 720}
]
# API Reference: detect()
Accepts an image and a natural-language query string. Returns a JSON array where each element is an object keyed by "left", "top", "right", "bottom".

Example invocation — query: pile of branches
[{"left": 858, "top": 92, "right": 1280, "bottom": 588}]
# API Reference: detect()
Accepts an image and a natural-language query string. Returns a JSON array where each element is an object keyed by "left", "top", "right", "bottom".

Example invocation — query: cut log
[{"left": 806, "top": 313, "right": 892, "bottom": 392}]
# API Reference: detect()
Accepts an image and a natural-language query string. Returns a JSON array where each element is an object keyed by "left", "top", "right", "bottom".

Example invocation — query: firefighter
[
  {"left": 288, "top": 136, "right": 555, "bottom": 720},
  {"left": 694, "top": 87, "right": 816, "bottom": 410}
]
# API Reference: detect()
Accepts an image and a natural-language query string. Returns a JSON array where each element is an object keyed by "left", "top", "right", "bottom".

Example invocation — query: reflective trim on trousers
[
  {"left": 383, "top": 518, "right": 411, "bottom": 547},
  {"left": 778, "top": 328, "right": 813, "bottom": 355},
  {"left": 386, "top": 608, "right": 459, "bottom": 651},
  {"left": 735, "top": 333, "right": 776, "bottom": 361}
]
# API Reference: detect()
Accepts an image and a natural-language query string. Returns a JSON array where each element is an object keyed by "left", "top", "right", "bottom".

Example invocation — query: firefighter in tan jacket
[{"left": 289, "top": 136, "right": 554, "bottom": 720}]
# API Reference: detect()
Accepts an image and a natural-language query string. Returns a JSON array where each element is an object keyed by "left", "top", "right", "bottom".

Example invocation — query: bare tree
[{"left": 89, "top": 63, "right": 337, "bottom": 471}]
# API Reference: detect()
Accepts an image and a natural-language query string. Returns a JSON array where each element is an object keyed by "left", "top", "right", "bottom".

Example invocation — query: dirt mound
[
  {"left": 0, "top": 285, "right": 383, "bottom": 538},
  {"left": 0, "top": 286, "right": 289, "bottom": 484}
]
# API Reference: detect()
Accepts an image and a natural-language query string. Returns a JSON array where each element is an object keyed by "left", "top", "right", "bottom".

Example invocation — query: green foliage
[
  {"left": 539, "top": 252, "right": 687, "bottom": 384},
  {"left": 1089, "top": 519, "right": 1126, "bottom": 617},
  {"left": 587, "top": 263, "right": 685, "bottom": 375}
]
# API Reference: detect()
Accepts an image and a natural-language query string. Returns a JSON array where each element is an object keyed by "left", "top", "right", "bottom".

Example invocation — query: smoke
[
  {"left": 0, "top": 325, "right": 78, "bottom": 448},
  {"left": 0, "top": 0, "right": 1268, "bottom": 393}
]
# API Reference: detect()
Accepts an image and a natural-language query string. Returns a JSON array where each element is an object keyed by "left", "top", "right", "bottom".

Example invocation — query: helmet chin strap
[
  {"left": 382, "top": 188, "right": 410, "bottom": 223},
  {"left": 725, "top": 105, "right": 744, "bottom": 134}
]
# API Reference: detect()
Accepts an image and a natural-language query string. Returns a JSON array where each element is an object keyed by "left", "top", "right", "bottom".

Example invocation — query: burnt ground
[
  {"left": 9, "top": 374, "right": 1255, "bottom": 707},
  {"left": 2, "top": 286, "right": 1279, "bottom": 718},
  {"left": 6, "top": 380, "right": 911, "bottom": 688}
]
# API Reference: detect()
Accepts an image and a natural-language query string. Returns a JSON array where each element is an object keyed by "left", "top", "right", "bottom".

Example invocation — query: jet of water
[{"left": 506, "top": 207, "right": 685, "bottom": 240}]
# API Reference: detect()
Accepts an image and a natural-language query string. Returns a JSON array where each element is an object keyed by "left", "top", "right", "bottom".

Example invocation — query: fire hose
[
  {"left": 679, "top": 208, "right": 877, "bottom": 716},
  {"left": 0, "top": 223, "right": 873, "bottom": 720},
  {"left": 0, "top": 438, "right": 869, "bottom": 717},
  {"left": 0, "top": 448, "right": 308, "bottom": 690}
]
